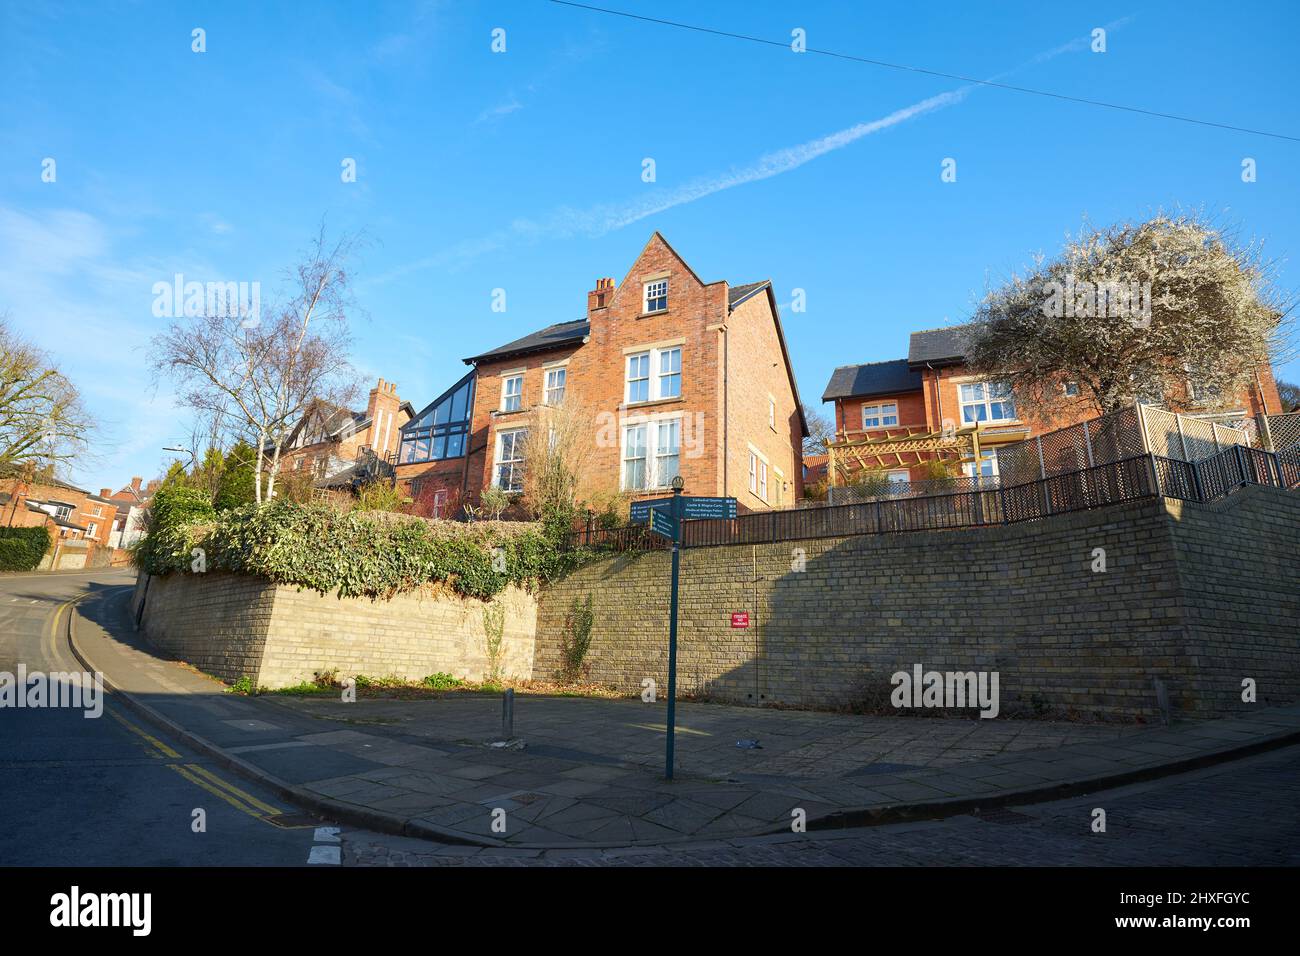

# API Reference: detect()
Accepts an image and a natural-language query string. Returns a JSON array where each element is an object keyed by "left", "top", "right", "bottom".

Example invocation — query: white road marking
[
  {"left": 314, "top": 827, "right": 341, "bottom": 843},
  {"left": 308, "top": 845, "right": 341, "bottom": 865}
]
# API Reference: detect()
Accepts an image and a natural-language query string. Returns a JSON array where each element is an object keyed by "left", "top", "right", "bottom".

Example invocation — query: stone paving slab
[{"left": 68, "top": 584, "right": 1300, "bottom": 848}]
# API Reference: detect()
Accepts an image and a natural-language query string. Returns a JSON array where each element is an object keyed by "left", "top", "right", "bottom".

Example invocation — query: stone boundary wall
[
  {"left": 134, "top": 572, "right": 537, "bottom": 688},
  {"left": 536, "top": 489, "right": 1300, "bottom": 720},
  {"left": 130, "top": 487, "right": 1299, "bottom": 717}
]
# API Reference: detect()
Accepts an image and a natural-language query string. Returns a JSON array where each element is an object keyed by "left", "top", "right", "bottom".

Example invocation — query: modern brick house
[
  {"left": 278, "top": 378, "right": 414, "bottom": 487},
  {"left": 821, "top": 322, "right": 1284, "bottom": 485},
  {"left": 395, "top": 233, "right": 808, "bottom": 517}
]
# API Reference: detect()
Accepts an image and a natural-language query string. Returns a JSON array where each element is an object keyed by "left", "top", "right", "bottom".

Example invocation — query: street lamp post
[
  {"left": 162, "top": 445, "right": 198, "bottom": 469},
  {"left": 664, "top": 475, "right": 684, "bottom": 780}
]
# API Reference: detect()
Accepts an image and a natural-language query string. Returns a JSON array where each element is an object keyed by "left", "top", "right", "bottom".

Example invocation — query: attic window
[{"left": 643, "top": 279, "right": 668, "bottom": 314}]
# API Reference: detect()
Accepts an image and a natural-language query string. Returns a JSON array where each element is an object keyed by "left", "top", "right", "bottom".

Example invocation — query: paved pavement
[
  {"left": 0, "top": 570, "right": 327, "bottom": 866},
  {"left": 66, "top": 577, "right": 1300, "bottom": 850},
  {"left": 341, "top": 743, "right": 1300, "bottom": 866}
]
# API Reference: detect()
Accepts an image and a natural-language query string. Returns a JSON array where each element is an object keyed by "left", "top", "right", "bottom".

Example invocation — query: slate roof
[
  {"left": 907, "top": 323, "right": 975, "bottom": 367},
  {"left": 463, "top": 319, "right": 590, "bottom": 365},
  {"left": 821, "top": 359, "right": 922, "bottom": 402},
  {"left": 728, "top": 280, "right": 770, "bottom": 309}
]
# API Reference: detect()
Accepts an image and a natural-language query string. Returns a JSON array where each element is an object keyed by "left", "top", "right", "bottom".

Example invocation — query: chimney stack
[
  {"left": 100, "top": 488, "right": 111, "bottom": 498},
  {"left": 130, "top": 477, "right": 142, "bottom": 492},
  {"left": 366, "top": 377, "right": 403, "bottom": 457},
  {"left": 587, "top": 277, "right": 616, "bottom": 316}
]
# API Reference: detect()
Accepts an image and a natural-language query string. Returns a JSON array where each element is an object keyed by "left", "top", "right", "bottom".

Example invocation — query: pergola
[{"left": 825, "top": 423, "right": 986, "bottom": 486}]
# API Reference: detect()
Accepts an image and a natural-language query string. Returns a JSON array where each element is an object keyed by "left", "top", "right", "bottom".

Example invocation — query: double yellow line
[{"left": 55, "top": 593, "right": 297, "bottom": 828}]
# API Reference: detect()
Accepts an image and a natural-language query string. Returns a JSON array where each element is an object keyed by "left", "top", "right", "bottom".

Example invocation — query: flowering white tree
[{"left": 967, "top": 214, "right": 1292, "bottom": 416}]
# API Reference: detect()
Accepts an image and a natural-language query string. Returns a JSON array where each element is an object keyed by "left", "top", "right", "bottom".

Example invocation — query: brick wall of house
[
  {"left": 536, "top": 488, "right": 1300, "bottom": 719},
  {"left": 446, "top": 234, "right": 805, "bottom": 514},
  {"left": 726, "top": 291, "right": 804, "bottom": 506}
]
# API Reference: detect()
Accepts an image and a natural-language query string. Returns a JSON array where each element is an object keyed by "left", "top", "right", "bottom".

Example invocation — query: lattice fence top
[
  {"left": 995, "top": 406, "right": 1143, "bottom": 485},
  {"left": 1268, "top": 411, "right": 1300, "bottom": 451},
  {"left": 1139, "top": 406, "right": 1250, "bottom": 461},
  {"left": 994, "top": 404, "right": 1249, "bottom": 483}
]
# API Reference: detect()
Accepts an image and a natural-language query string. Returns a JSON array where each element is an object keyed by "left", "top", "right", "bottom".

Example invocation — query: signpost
[
  {"left": 632, "top": 494, "right": 737, "bottom": 524},
  {"left": 643, "top": 486, "right": 739, "bottom": 780}
]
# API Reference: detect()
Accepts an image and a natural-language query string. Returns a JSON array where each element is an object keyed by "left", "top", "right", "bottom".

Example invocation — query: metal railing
[{"left": 567, "top": 444, "right": 1298, "bottom": 553}]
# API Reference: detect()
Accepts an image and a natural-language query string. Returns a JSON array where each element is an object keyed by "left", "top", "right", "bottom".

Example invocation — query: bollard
[
  {"left": 502, "top": 688, "right": 514, "bottom": 740},
  {"left": 1153, "top": 677, "right": 1170, "bottom": 727}
]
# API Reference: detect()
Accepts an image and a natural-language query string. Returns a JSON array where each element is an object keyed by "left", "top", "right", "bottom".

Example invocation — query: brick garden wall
[
  {"left": 135, "top": 572, "right": 537, "bottom": 689},
  {"left": 536, "top": 489, "right": 1300, "bottom": 719}
]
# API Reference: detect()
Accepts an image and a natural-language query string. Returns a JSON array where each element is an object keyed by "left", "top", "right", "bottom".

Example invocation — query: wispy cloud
[
  {"left": 475, "top": 93, "right": 526, "bottom": 124},
  {"left": 371, "top": 20, "right": 1132, "bottom": 285}
]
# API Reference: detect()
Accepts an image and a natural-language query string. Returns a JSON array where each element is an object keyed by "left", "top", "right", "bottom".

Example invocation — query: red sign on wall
[{"left": 730, "top": 612, "right": 750, "bottom": 628}]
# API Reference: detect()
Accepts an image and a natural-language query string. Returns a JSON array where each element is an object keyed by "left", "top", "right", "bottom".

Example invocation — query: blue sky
[{"left": 2, "top": 0, "right": 1297, "bottom": 492}]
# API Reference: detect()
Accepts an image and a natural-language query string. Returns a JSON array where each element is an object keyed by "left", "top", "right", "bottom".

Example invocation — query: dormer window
[{"left": 643, "top": 279, "right": 668, "bottom": 314}]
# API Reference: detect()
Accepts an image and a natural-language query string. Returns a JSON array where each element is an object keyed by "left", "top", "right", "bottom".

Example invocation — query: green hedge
[
  {"left": 134, "top": 496, "right": 588, "bottom": 601},
  {"left": 0, "top": 526, "right": 52, "bottom": 571}
]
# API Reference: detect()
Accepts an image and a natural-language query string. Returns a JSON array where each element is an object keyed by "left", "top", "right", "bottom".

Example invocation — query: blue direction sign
[
  {"left": 680, "top": 496, "right": 737, "bottom": 520},
  {"left": 630, "top": 497, "right": 673, "bottom": 524},
  {"left": 649, "top": 508, "right": 676, "bottom": 540},
  {"left": 632, "top": 495, "right": 737, "bottom": 523}
]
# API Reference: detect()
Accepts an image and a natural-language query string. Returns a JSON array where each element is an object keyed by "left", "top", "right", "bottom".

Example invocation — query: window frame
[
  {"left": 620, "top": 415, "right": 682, "bottom": 492},
  {"left": 958, "top": 381, "right": 1017, "bottom": 424},
  {"left": 543, "top": 366, "right": 566, "bottom": 406},
  {"left": 747, "top": 448, "right": 770, "bottom": 503},
  {"left": 398, "top": 373, "right": 474, "bottom": 465},
  {"left": 493, "top": 427, "right": 528, "bottom": 493},
  {"left": 626, "top": 345, "right": 682, "bottom": 405},
  {"left": 862, "top": 401, "right": 900, "bottom": 429},
  {"left": 501, "top": 374, "right": 524, "bottom": 413},
  {"left": 643, "top": 278, "right": 668, "bottom": 314}
]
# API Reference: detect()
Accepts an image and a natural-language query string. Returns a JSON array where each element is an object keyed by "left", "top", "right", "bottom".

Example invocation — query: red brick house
[
  {"left": 822, "top": 322, "right": 1284, "bottom": 485},
  {"left": 278, "top": 378, "right": 414, "bottom": 488},
  {"left": 395, "top": 233, "right": 808, "bottom": 517},
  {"left": 0, "top": 468, "right": 116, "bottom": 568}
]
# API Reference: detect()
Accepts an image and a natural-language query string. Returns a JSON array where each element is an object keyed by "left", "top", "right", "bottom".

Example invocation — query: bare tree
[
  {"left": 967, "top": 213, "right": 1294, "bottom": 416},
  {"left": 0, "top": 314, "right": 95, "bottom": 471},
  {"left": 519, "top": 400, "right": 597, "bottom": 522},
  {"left": 802, "top": 403, "right": 834, "bottom": 457},
  {"left": 150, "top": 227, "right": 362, "bottom": 504}
]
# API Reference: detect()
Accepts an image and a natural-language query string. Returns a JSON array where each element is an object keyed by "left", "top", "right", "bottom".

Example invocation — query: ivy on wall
[
  {"left": 0, "top": 526, "right": 52, "bottom": 571},
  {"left": 133, "top": 488, "right": 588, "bottom": 601}
]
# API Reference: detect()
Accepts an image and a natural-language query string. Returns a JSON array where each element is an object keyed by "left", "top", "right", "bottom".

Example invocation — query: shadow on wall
[{"left": 539, "top": 490, "right": 1300, "bottom": 721}]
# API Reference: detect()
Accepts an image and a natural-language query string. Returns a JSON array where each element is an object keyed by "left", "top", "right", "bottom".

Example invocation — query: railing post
[
  {"left": 1190, "top": 457, "right": 1204, "bottom": 501},
  {"left": 1256, "top": 412, "right": 1275, "bottom": 452}
]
